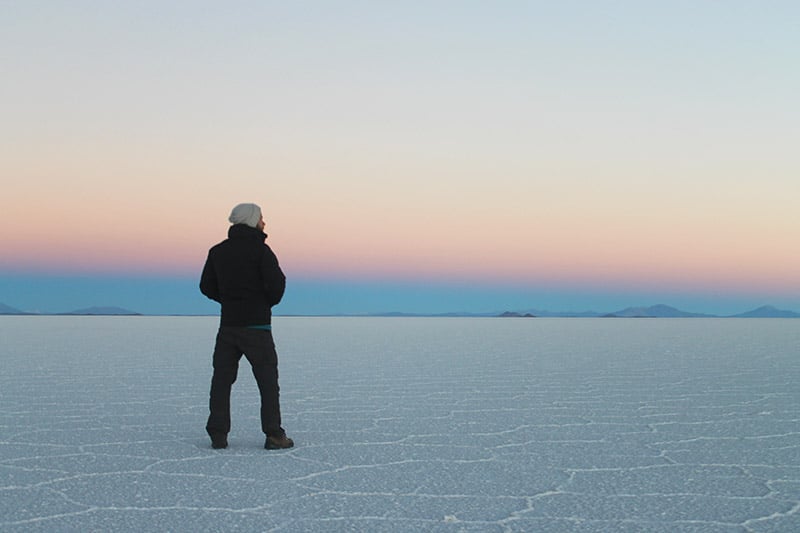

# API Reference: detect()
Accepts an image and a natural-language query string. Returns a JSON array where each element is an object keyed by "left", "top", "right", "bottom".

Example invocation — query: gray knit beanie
[{"left": 228, "top": 203, "right": 262, "bottom": 228}]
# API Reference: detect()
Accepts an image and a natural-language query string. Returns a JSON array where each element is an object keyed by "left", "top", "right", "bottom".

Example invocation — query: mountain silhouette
[
  {"left": 64, "top": 306, "right": 141, "bottom": 316},
  {"left": 731, "top": 305, "right": 800, "bottom": 318},
  {"left": 0, "top": 302, "right": 27, "bottom": 314},
  {"left": 604, "top": 304, "right": 713, "bottom": 318}
]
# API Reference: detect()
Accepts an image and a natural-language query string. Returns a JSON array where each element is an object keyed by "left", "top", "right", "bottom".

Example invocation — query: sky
[{"left": 1, "top": 1, "right": 799, "bottom": 316}]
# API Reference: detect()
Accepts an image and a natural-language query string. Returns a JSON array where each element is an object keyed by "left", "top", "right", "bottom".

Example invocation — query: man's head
[{"left": 229, "top": 203, "right": 265, "bottom": 231}]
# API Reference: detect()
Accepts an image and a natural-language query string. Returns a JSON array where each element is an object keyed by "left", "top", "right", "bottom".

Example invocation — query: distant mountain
[
  {"left": 0, "top": 302, "right": 28, "bottom": 315},
  {"left": 604, "top": 304, "right": 714, "bottom": 318},
  {"left": 498, "top": 311, "right": 536, "bottom": 318},
  {"left": 64, "top": 306, "right": 141, "bottom": 316},
  {"left": 520, "top": 309, "right": 602, "bottom": 318},
  {"left": 731, "top": 305, "right": 800, "bottom": 318}
]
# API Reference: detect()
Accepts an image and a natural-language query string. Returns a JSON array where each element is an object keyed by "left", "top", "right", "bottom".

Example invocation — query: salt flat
[{"left": 1, "top": 316, "right": 798, "bottom": 532}]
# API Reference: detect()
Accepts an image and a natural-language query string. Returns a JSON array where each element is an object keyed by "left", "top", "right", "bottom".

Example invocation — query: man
[{"left": 200, "top": 203, "right": 294, "bottom": 450}]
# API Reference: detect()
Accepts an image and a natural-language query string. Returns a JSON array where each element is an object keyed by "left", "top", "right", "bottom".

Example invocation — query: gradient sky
[{"left": 2, "top": 1, "right": 799, "bottom": 315}]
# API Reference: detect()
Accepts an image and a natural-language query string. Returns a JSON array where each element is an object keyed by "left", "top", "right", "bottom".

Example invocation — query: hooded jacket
[{"left": 200, "top": 224, "right": 286, "bottom": 326}]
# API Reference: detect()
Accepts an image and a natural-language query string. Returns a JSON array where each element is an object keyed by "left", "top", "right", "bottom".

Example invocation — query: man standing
[{"left": 200, "top": 203, "right": 293, "bottom": 450}]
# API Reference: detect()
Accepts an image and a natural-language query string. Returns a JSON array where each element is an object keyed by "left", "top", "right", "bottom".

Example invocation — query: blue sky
[{"left": 2, "top": 1, "right": 799, "bottom": 316}]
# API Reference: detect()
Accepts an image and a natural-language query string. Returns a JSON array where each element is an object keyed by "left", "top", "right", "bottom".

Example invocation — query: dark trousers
[{"left": 206, "top": 327, "right": 284, "bottom": 438}]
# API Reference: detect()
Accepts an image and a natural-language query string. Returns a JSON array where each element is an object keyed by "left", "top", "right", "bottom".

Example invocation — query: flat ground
[{"left": 1, "top": 316, "right": 798, "bottom": 531}]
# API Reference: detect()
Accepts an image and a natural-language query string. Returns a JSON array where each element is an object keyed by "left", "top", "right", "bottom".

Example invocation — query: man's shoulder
[
  {"left": 209, "top": 237, "right": 269, "bottom": 254},
  {"left": 208, "top": 239, "right": 229, "bottom": 252}
]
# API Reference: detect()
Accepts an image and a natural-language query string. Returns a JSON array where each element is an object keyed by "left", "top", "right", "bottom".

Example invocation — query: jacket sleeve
[
  {"left": 199, "top": 253, "right": 221, "bottom": 302},
  {"left": 261, "top": 246, "right": 286, "bottom": 306}
]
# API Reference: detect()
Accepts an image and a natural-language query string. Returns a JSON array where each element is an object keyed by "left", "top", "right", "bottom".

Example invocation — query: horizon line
[{"left": 1, "top": 303, "right": 798, "bottom": 319}]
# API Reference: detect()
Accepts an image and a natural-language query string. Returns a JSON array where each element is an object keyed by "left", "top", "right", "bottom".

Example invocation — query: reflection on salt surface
[{"left": 1, "top": 316, "right": 798, "bottom": 531}]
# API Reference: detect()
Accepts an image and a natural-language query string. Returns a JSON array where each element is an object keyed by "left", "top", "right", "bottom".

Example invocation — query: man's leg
[
  {"left": 206, "top": 327, "right": 242, "bottom": 447},
  {"left": 240, "top": 329, "right": 286, "bottom": 439}
]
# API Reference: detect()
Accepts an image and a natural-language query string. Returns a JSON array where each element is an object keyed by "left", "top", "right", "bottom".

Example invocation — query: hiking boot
[
  {"left": 265, "top": 434, "right": 294, "bottom": 450},
  {"left": 209, "top": 433, "right": 228, "bottom": 449}
]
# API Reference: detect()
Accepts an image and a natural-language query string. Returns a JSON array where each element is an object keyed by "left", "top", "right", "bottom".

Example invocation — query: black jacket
[{"left": 200, "top": 224, "right": 286, "bottom": 326}]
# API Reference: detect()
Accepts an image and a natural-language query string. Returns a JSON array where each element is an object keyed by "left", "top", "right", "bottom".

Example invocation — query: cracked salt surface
[{"left": 1, "top": 316, "right": 798, "bottom": 532}]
